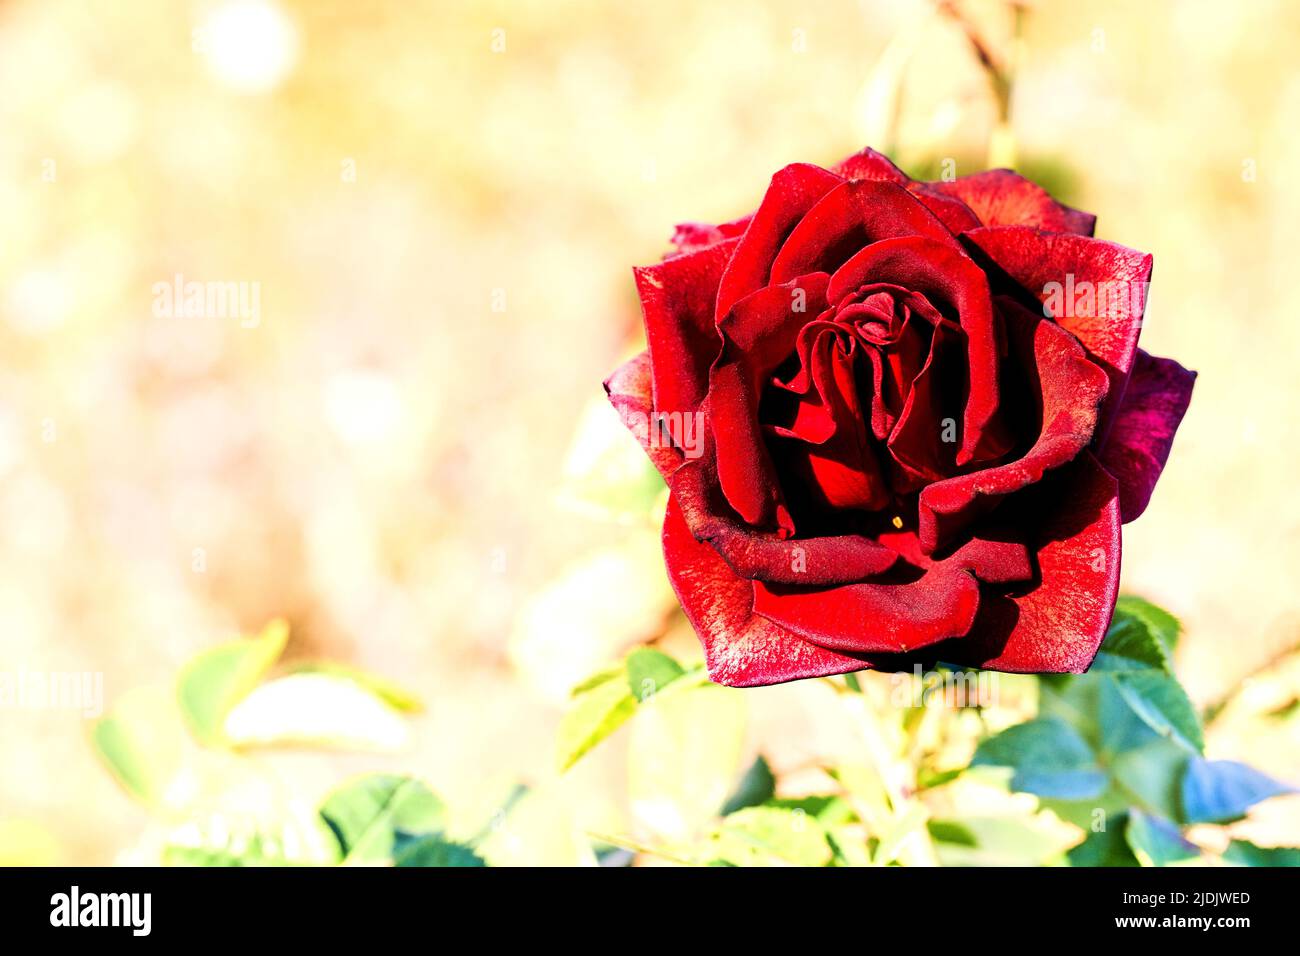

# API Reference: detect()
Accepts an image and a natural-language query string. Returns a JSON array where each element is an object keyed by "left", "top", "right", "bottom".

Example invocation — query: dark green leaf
[
  {"left": 1222, "top": 840, "right": 1300, "bottom": 867},
  {"left": 1067, "top": 817, "right": 1140, "bottom": 867},
  {"left": 1093, "top": 600, "right": 1174, "bottom": 673},
  {"left": 1113, "top": 595, "right": 1181, "bottom": 654},
  {"left": 394, "top": 836, "right": 486, "bottom": 867},
  {"left": 319, "top": 774, "right": 446, "bottom": 863},
  {"left": 972, "top": 717, "right": 1107, "bottom": 799},
  {"left": 1181, "top": 758, "right": 1296, "bottom": 824},
  {"left": 720, "top": 755, "right": 776, "bottom": 816}
]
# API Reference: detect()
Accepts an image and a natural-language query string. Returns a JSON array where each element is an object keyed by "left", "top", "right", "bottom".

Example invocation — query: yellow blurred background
[{"left": 1, "top": 0, "right": 1297, "bottom": 863}]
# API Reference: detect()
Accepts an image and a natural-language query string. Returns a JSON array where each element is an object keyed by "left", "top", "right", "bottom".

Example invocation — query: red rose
[{"left": 605, "top": 148, "right": 1194, "bottom": 687}]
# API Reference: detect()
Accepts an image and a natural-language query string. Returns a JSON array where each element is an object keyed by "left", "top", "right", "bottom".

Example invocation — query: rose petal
[
  {"left": 670, "top": 456, "right": 899, "bottom": 586},
  {"left": 768, "top": 179, "right": 963, "bottom": 285},
  {"left": 832, "top": 146, "right": 983, "bottom": 232},
  {"left": 662, "top": 493, "right": 883, "bottom": 687},
  {"left": 1096, "top": 349, "right": 1196, "bottom": 522},
  {"left": 709, "top": 274, "right": 831, "bottom": 529},
  {"left": 963, "top": 225, "right": 1151, "bottom": 438},
  {"left": 929, "top": 169, "right": 1096, "bottom": 236},
  {"left": 929, "top": 451, "right": 1122, "bottom": 672},
  {"left": 828, "top": 236, "right": 1005, "bottom": 467},
  {"left": 715, "top": 163, "right": 845, "bottom": 323},
  {"left": 633, "top": 237, "right": 739, "bottom": 417},
  {"left": 752, "top": 564, "right": 981, "bottom": 655},
  {"left": 669, "top": 216, "right": 752, "bottom": 256},
  {"left": 603, "top": 350, "right": 683, "bottom": 479},
  {"left": 918, "top": 298, "right": 1109, "bottom": 553}
]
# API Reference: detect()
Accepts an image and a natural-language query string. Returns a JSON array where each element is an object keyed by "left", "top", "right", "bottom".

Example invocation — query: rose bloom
[{"left": 605, "top": 148, "right": 1195, "bottom": 687}]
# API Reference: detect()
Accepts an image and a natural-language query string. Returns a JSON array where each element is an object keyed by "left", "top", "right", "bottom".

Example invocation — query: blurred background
[{"left": 0, "top": 0, "right": 1297, "bottom": 864}]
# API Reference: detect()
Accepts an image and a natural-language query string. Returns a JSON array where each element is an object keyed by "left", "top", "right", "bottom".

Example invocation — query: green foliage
[
  {"left": 720, "top": 755, "right": 776, "bottom": 816},
  {"left": 558, "top": 646, "right": 707, "bottom": 772},
  {"left": 972, "top": 717, "right": 1106, "bottom": 799},
  {"left": 319, "top": 774, "right": 447, "bottom": 863}
]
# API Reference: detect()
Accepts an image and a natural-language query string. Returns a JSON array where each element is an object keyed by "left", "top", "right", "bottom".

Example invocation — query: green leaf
[
  {"left": 764, "top": 795, "right": 855, "bottom": 828},
  {"left": 1221, "top": 840, "right": 1300, "bottom": 867},
  {"left": 1066, "top": 818, "right": 1140, "bottom": 867},
  {"left": 223, "top": 672, "right": 411, "bottom": 751},
  {"left": 319, "top": 774, "right": 446, "bottom": 863},
  {"left": 568, "top": 663, "right": 624, "bottom": 698},
  {"left": 1180, "top": 758, "right": 1296, "bottom": 824},
  {"left": 1109, "top": 740, "right": 1192, "bottom": 822},
  {"left": 1113, "top": 671, "right": 1203, "bottom": 753},
  {"left": 625, "top": 647, "right": 686, "bottom": 702},
  {"left": 394, "top": 836, "right": 487, "bottom": 867},
  {"left": 704, "top": 806, "right": 832, "bottom": 867},
  {"left": 88, "top": 686, "right": 184, "bottom": 808},
  {"left": 1124, "top": 809, "right": 1200, "bottom": 866},
  {"left": 286, "top": 661, "right": 422, "bottom": 712},
  {"left": 177, "top": 619, "right": 289, "bottom": 747},
  {"left": 164, "top": 832, "right": 296, "bottom": 867},
  {"left": 720, "top": 755, "right": 776, "bottom": 816},
  {"left": 1093, "top": 600, "right": 1175, "bottom": 673},
  {"left": 972, "top": 717, "right": 1107, "bottom": 799},
  {"left": 556, "top": 677, "right": 637, "bottom": 772},
  {"left": 1114, "top": 595, "right": 1181, "bottom": 654},
  {"left": 930, "top": 816, "right": 1074, "bottom": 867}
]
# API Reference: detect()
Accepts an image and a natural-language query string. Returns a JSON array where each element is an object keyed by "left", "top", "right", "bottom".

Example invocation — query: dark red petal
[
  {"left": 715, "top": 164, "right": 844, "bottom": 323},
  {"left": 709, "top": 274, "right": 831, "bottom": 529},
  {"left": 1096, "top": 350, "right": 1196, "bottom": 522},
  {"left": 934, "top": 451, "right": 1122, "bottom": 672},
  {"left": 828, "top": 236, "right": 1003, "bottom": 467},
  {"left": 753, "top": 565, "right": 981, "bottom": 655},
  {"left": 669, "top": 216, "right": 753, "bottom": 256},
  {"left": 662, "top": 494, "right": 881, "bottom": 686},
  {"left": 603, "top": 350, "right": 683, "bottom": 479},
  {"left": 918, "top": 299, "right": 1109, "bottom": 553},
  {"left": 769, "top": 180, "right": 963, "bottom": 285},
  {"left": 633, "top": 237, "right": 739, "bottom": 417},
  {"left": 671, "top": 456, "right": 899, "bottom": 586},
  {"left": 832, "top": 146, "right": 982, "bottom": 232},
  {"left": 929, "top": 169, "right": 1096, "bottom": 236},
  {"left": 963, "top": 226, "right": 1151, "bottom": 438}
]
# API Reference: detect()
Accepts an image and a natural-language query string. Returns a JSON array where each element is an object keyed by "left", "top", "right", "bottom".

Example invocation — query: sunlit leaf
[
  {"left": 704, "top": 806, "right": 832, "bottom": 867},
  {"left": 625, "top": 647, "right": 685, "bottom": 702},
  {"left": 628, "top": 683, "right": 745, "bottom": 841},
  {"left": 224, "top": 672, "right": 411, "bottom": 751},
  {"left": 286, "top": 661, "right": 422, "bottom": 712},
  {"left": 177, "top": 619, "right": 289, "bottom": 747},
  {"left": 556, "top": 677, "right": 637, "bottom": 772}
]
